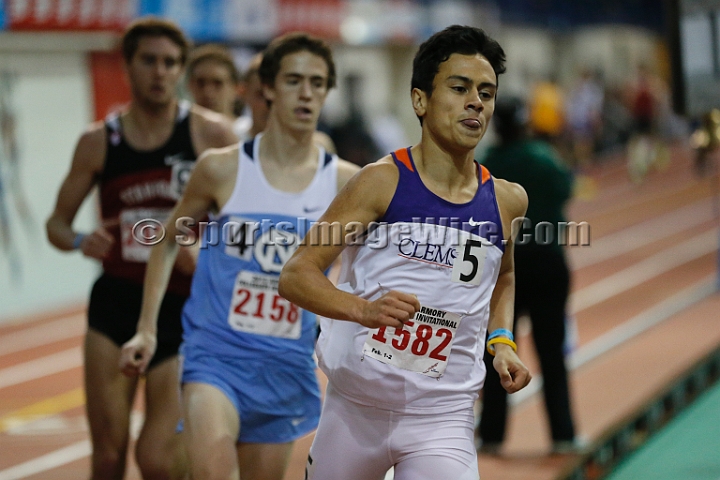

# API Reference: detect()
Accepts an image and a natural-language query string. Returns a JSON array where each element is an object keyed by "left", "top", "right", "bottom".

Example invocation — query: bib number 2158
[{"left": 227, "top": 271, "right": 302, "bottom": 339}]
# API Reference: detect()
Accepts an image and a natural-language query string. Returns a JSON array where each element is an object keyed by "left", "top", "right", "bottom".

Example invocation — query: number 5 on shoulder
[{"left": 451, "top": 238, "right": 486, "bottom": 285}]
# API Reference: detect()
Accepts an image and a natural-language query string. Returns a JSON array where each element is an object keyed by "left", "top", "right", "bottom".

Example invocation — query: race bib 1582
[{"left": 362, "top": 305, "right": 462, "bottom": 378}]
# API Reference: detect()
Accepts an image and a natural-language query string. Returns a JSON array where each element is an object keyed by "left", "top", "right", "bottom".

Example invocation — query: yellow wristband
[{"left": 487, "top": 337, "right": 518, "bottom": 356}]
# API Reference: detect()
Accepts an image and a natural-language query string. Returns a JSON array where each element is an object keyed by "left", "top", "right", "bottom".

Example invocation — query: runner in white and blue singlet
[
  {"left": 179, "top": 136, "right": 338, "bottom": 443},
  {"left": 119, "top": 32, "right": 359, "bottom": 480}
]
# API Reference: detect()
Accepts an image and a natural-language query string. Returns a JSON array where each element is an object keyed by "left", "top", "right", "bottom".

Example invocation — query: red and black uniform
[{"left": 88, "top": 101, "right": 198, "bottom": 367}]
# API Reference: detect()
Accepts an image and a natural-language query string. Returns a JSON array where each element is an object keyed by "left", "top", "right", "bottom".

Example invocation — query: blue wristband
[
  {"left": 72, "top": 233, "right": 86, "bottom": 250},
  {"left": 487, "top": 328, "right": 514, "bottom": 342}
]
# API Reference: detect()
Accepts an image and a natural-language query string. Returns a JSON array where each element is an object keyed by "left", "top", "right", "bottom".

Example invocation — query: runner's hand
[
  {"left": 359, "top": 291, "right": 420, "bottom": 329},
  {"left": 119, "top": 331, "right": 157, "bottom": 377},
  {"left": 492, "top": 345, "right": 532, "bottom": 394},
  {"left": 80, "top": 227, "right": 114, "bottom": 260}
]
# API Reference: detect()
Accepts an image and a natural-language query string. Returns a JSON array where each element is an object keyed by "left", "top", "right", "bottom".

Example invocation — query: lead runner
[{"left": 279, "top": 25, "right": 531, "bottom": 480}]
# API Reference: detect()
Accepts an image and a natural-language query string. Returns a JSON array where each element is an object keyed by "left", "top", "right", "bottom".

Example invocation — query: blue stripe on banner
[
  {"left": 0, "top": 0, "right": 6, "bottom": 30},
  {"left": 188, "top": 0, "right": 225, "bottom": 41},
  {"left": 138, "top": 0, "right": 277, "bottom": 42},
  {"left": 138, "top": 0, "right": 226, "bottom": 41},
  {"left": 138, "top": 0, "right": 165, "bottom": 16}
]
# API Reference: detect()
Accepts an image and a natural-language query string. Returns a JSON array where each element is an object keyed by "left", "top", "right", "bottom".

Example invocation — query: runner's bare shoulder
[
  {"left": 189, "top": 104, "right": 238, "bottom": 147},
  {"left": 492, "top": 177, "right": 528, "bottom": 231},
  {"left": 72, "top": 120, "right": 107, "bottom": 172},
  {"left": 194, "top": 143, "right": 240, "bottom": 185}
]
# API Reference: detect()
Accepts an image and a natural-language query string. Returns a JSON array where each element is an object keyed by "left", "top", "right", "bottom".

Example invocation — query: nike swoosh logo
[
  {"left": 468, "top": 217, "right": 490, "bottom": 227},
  {"left": 303, "top": 206, "right": 323, "bottom": 213},
  {"left": 291, "top": 417, "right": 306, "bottom": 426}
]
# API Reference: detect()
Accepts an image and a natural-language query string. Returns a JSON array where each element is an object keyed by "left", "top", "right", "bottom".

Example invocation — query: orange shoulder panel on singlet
[
  {"left": 480, "top": 164, "right": 491, "bottom": 184},
  {"left": 393, "top": 148, "right": 414, "bottom": 172}
]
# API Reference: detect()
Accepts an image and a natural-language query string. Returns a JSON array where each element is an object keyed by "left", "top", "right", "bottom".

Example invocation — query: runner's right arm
[
  {"left": 46, "top": 123, "right": 113, "bottom": 259},
  {"left": 279, "top": 158, "right": 420, "bottom": 330}
]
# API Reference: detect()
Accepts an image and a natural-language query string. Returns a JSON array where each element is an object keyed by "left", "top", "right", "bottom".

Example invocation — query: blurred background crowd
[{"left": 3, "top": 0, "right": 716, "bottom": 314}]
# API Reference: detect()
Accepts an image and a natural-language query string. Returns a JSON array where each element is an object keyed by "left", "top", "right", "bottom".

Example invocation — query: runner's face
[
  {"left": 127, "top": 36, "right": 184, "bottom": 107},
  {"left": 413, "top": 53, "right": 497, "bottom": 153},
  {"left": 188, "top": 60, "right": 237, "bottom": 117},
  {"left": 264, "top": 51, "right": 329, "bottom": 133}
]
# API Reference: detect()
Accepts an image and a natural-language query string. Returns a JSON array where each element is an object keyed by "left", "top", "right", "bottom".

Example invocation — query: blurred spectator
[
  {"left": 565, "top": 68, "right": 604, "bottom": 167},
  {"left": 596, "top": 82, "right": 633, "bottom": 157},
  {"left": 690, "top": 109, "right": 720, "bottom": 177},
  {"left": 330, "top": 73, "right": 380, "bottom": 166},
  {"left": 625, "top": 63, "right": 671, "bottom": 183},
  {"left": 529, "top": 75, "right": 565, "bottom": 144},
  {"left": 478, "top": 96, "right": 579, "bottom": 455}
]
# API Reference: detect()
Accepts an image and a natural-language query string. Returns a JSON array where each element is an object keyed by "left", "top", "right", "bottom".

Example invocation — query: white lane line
[
  {"left": 510, "top": 276, "right": 717, "bottom": 406},
  {"left": 0, "top": 440, "right": 90, "bottom": 480},
  {"left": 569, "top": 279, "right": 717, "bottom": 370},
  {"left": 569, "top": 173, "right": 704, "bottom": 226},
  {"left": 0, "top": 307, "right": 85, "bottom": 330},
  {"left": 0, "top": 415, "right": 144, "bottom": 479},
  {"left": 570, "top": 229, "right": 718, "bottom": 314},
  {"left": 569, "top": 199, "right": 715, "bottom": 269},
  {"left": 0, "top": 347, "right": 82, "bottom": 390},
  {"left": 0, "top": 315, "right": 84, "bottom": 357}
]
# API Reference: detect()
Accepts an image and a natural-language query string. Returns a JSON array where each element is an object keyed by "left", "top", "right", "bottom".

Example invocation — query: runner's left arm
[
  {"left": 486, "top": 178, "right": 532, "bottom": 394},
  {"left": 119, "top": 148, "right": 233, "bottom": 376}
]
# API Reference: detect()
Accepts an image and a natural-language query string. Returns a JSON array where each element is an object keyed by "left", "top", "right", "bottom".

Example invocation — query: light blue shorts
[{"left": 181, "top": 345, "right": 320, "bottom": 444}]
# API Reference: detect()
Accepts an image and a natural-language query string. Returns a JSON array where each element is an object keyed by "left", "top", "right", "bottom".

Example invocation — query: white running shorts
[{"left": 306, "top": 384, "right": 480, "bottom": 480}]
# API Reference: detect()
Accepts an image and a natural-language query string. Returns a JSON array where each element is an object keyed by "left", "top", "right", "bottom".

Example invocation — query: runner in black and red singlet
[{"left": 46, "top": 17, "right": 237, "bottom": 480}]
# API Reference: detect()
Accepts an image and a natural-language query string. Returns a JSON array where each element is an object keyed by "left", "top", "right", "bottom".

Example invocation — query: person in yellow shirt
[{"left": 529, "top": 76, "right": 565, "bottom": 144}]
